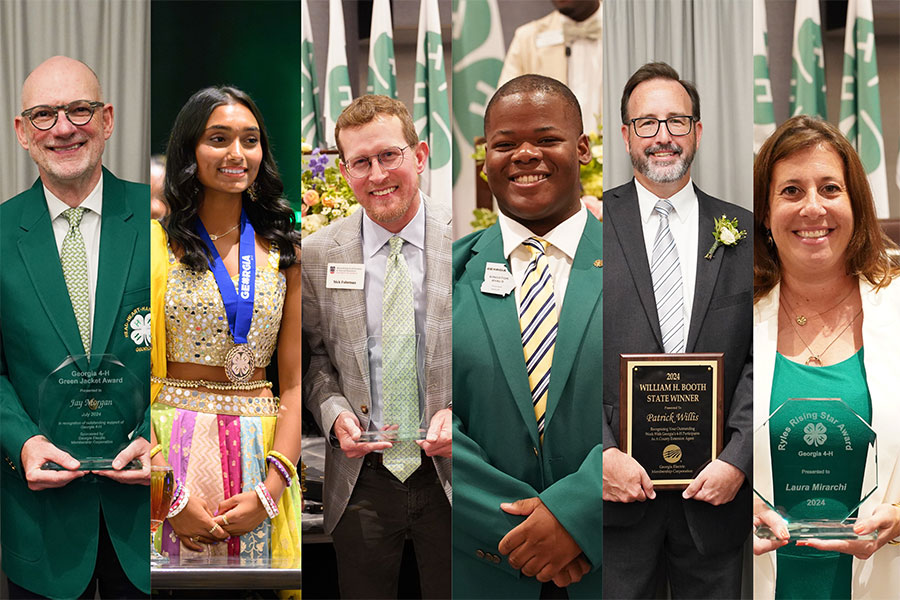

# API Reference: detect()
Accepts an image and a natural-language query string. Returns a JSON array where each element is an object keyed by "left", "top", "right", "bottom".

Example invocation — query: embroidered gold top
[{"left": 164, "top": 243, "right": 286, "bottom": 368}]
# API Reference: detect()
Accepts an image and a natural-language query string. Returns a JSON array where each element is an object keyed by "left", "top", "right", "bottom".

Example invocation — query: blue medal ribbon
[{"left": 195, "top": 210, "right": 256, "bottom": 344}]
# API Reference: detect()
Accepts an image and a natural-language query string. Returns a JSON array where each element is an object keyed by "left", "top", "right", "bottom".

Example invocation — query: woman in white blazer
[{"left": 752, "top": 116, "right": 900, "bottom": 599}]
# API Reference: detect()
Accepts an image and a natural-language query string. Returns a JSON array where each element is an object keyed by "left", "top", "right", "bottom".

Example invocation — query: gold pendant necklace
[
  {"left": 208, "top": 223, "right": 240, "bottom": 241},
  {"left": 781, "top": 285, "right": 855, "bottom": 327},
  {"left": 780, "top": 302, "right": 862, "bottom": 366}
]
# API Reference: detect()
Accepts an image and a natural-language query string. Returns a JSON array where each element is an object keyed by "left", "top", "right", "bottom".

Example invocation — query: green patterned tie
[
  {"left": 61, "top": 207, "right": 91, "bottom": 354},
  {"left": 381, "top": 236, "right": 420, "bottom": 481}
]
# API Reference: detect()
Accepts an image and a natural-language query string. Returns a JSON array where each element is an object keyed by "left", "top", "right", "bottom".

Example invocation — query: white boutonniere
[{"left": 705, "top": 215, "right": 747, "bottom": 260}]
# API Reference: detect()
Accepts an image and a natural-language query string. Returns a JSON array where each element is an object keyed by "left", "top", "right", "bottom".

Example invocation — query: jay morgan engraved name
[{"left": 776, "top": 411, "right": 854, "bottom": 493}]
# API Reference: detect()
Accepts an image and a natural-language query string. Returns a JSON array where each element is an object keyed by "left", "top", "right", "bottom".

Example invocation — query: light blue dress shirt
[{"left": 361, "top": 194, "right": 427, "bottom": 431}]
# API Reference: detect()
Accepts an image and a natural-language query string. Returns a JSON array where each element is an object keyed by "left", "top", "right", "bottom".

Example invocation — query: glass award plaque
[
  {"left": 38, "top": 354, "right": 145, "bottom": 470},
  {"left": 619, "top": 353, "right": 724, "bottom": 490},
  {"left": 754, "top": 398, "right": 878, "bottom": 541},
  {"left": 356, "top": 335, "right": 427, "bottom": 443}
]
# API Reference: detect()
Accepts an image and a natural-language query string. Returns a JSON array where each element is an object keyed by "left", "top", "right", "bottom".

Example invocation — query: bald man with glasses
[{"left": 1, "top": 55, "right": 150, "bottom": 598}]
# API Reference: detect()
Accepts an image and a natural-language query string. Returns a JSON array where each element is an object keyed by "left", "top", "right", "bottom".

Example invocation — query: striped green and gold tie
[
  {"left": 61, "top": 207, "right": 91, "bottom": 354},
  {"left": 519, "top": 237, "right": 557, "bottom": 442}
]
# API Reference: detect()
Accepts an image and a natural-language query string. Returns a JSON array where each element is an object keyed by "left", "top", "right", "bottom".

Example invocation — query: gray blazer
[{"left": 302, "top": 194, "right": 452, "bottom": 533}]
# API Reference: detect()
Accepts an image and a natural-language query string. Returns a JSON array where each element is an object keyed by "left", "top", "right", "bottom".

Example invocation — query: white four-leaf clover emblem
[
  {"left": 803, "top": 422, "right": 827, "bottom": 447},
  {"left": 130, "top": 313, "right": 151, "bottom": 346}
]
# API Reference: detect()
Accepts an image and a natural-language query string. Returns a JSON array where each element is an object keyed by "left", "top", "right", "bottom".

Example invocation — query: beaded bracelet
[
  {"left": 150, "top": 445, "right": 162, "bottom": 459},
  {"left": 266, "top": 455, "right": 293, "bottom": 487},
  {"left": 266, "top": 450, "right": 298, "bottom": 480},
  {"left": 254, "top": 481, "right": 279, "bottom": 519},
  {"left": 167, "top": 483, "right": 190, "bottom": 518}
]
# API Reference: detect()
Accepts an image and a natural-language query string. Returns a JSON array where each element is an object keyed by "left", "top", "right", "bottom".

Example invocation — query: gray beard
[{"left": 630, "top": 143, "right": 694, "bottom": 184}]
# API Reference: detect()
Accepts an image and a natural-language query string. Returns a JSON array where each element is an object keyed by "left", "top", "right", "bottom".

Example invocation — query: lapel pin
[{"left": 593, "top": 259, "right": 603, "bottom": 268}]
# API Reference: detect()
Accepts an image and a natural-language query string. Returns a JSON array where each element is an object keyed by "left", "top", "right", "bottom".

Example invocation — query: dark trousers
[
  {"left": 331, "top": 454, "right": 451, "bottom": 599},
  {"left": 603, "top": 492, "right": 743, "bottom": 599},
  {"left": 6, "top": 508, "right": 146, "bottom": 599}
]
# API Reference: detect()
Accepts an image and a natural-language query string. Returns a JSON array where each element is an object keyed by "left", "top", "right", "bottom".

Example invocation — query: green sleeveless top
[{"left": 770, "top": 348, "right": 872, "bottom": 600}]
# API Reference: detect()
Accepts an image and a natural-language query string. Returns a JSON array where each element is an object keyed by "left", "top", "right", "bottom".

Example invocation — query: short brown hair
[
  {"left": 334, "top": 95, "right": 419, "bottom": 160},
  {"left": 620, "top": 62, "right": 701, "bottom": 124},
  {"left": 754, "top": 115, "right": 899, "bottom": 299}
]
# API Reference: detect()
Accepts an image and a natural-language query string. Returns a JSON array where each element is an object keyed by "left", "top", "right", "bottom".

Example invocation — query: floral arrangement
[
  {"left": 469, "top": 127, "right": 603, "bottom": 230},
  {"left": 301, "top": 143, "right": 359, "bottom": 238},
  {"left": 580, "top": 128, "right": 603, "bottom": 199},
  {"left": 470, "top": 207, "right": 498, "bottom": 231}
]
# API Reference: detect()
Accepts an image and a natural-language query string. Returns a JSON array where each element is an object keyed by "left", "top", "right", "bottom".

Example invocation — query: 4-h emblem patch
[{"left": 124, "top": 307, "right": 151, "bottom": 350}]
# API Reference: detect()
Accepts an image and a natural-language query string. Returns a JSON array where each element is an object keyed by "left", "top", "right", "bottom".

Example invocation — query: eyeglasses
[
  {"left": 343, "top": 146, "right": 409, "bottom": 178},
  {"left": 629, "top": 116, "right": 696, "bottom": 138},
  {"left": 20, "top": 100, "right": 105, "bottom": 131}
]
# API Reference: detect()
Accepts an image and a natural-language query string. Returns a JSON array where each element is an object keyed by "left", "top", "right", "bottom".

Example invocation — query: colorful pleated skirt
[{"left": 151, "top": 385, "right": 301, "bottom": 563}]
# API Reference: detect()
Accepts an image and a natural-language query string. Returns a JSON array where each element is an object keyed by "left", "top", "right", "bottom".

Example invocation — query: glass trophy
[
  {"left": 38, "top": 354, "right": 145, "bottom": 470},
  {"left": 356, "top": 334, "right": 427, "bottom": 443},
  {"left": 754, "top": 398, "right": 878, "bottom": 541},
  {"left": 150, "top": 465, "right": 175, "bottom": 565}
]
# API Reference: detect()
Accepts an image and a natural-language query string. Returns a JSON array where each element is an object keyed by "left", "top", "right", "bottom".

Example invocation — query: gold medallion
[{"left": 224, "top": 344, "right": 255, "bottom": 383}]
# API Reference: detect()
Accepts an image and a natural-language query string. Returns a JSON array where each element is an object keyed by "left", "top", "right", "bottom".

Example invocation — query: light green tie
[
  {"left": 382, "top": 236, "right": 420, "bottom": 481},
  {"left": 61, "top": 207, "right": 91, "bottom": 354}
]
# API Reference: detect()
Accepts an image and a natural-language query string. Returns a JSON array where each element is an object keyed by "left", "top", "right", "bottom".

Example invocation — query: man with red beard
[
  {"left": 302, "top": 94, "right": 452, "bottom": 598},
  {"left": 602, "top": 62, "right": 753, "bottom": 598}
]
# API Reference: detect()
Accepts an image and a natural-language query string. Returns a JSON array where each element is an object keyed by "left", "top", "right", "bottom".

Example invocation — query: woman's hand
[
  {"left": 753, "top": 498, "right": 790, "bottom": 555},
  {"left": 797, "top": 503, "right": 900, "bottom": 559},
  {"left": 214, "top": 490, "right": 269, "bottom": 537},
  {"left": 168, "top": 494, "right": 229, "bottom": 551}
]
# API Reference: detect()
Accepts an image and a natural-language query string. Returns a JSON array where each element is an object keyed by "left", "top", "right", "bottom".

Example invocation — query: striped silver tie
[{"left": 650, "top": 199, "right": 685, "bottom": 353}]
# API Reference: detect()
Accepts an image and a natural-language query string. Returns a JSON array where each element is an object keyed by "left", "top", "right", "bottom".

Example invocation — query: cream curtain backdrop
[
  {"left": 0, "top": 0, "right": 150, "bottom": 202},
  {"left": 602, "top": 0, "right": 752, "bottom": 211}
]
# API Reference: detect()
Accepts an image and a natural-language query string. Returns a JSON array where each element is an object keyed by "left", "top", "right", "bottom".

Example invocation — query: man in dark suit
[
  {"left": 453, "top": 75, "right": 603, "bottom": 599},
  {"left": 602, "top": 62, "right": 752, "bottom": 598},
  {"left": 1, "top": 56, "right": 150, "bottom": 598}
]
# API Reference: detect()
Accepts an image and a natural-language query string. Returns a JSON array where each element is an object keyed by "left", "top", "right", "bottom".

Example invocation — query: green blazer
[
  {"left": 0, "top": 169, "right": 151, "bottom": 598},
  {"left": 451, "top": 217, "right": 603, "bottom": 599}
]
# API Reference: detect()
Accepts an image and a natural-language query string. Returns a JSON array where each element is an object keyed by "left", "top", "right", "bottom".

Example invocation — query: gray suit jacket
[{"left": 302, "top": 194, "right": 452, "bottom": 533}]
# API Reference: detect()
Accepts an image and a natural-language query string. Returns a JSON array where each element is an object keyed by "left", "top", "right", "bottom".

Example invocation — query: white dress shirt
[
  {"left": 361, "top": 196, "right": 426, "bottom": 431},
  {"left": 563, "top": 8, "right": 603, "bottom": 134},
  {"left": 635, "top": 178, "right": 698, "bottom": 341},
  {"left": 498, "top": 205, "right": 588, "bottom": 316},
  {"left": 45, "top": 178, "right": 103, "bottom": 334}
]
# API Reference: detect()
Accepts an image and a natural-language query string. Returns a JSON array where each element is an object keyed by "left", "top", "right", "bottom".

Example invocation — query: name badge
[
  {"left": 536, "top": 29, "right": 565, "bottom": 48},
  {"left": 480, "top": 262, "right": 515, "bottom": 296},
  {"left": 326, "top": 263, "right": 365, "bottom": 289}
]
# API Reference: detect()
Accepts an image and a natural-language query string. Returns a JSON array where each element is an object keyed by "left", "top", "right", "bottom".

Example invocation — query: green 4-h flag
[
  {"left": 367, "top": 0, "right": 398, "bottom": 98},
  {"left": 414, "top": 0, "right": 452, "bottom": 206},
  {"left": 753, "top": 0, "right": 775, "bottom": 153},
  {"left": 451, "top": 0, "right": 504, "bottom": 236},
  {"left": 839, "top": 0, "right": 889, "bottom": 217},
  {"left": 301, "top": 0, "right": 322, "bottom": 148},
  {"left": 324, "top": 0, "right": 352, "bottom": 149},
  {"left": 789, "top": 0, "right": 826, "bottom": 119}
]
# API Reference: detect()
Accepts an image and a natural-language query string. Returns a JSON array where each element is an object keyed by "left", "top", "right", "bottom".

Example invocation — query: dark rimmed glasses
[
  {"left": 21, "top": 100, "right": 105, "bottom": 131},
  {"left": 343, "top": 145, "right": 409, "bottom": 178},
  {"left": 629, "top": 116, "right": 696, "bottom": 138}
]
